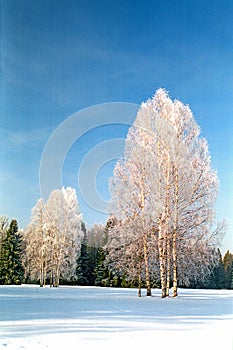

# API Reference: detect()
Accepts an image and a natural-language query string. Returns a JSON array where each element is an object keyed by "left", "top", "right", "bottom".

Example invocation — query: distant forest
[{"left": 0, "top": 217, "right": 232, "bottom": 291}]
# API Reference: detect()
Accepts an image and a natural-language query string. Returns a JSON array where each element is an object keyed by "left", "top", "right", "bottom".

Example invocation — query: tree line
[
  {"left": 0, "top": 215, "right": 232, "bottom": 291},
  {"left": 0, "top": 89, "right": 232, "bottom": 295}
]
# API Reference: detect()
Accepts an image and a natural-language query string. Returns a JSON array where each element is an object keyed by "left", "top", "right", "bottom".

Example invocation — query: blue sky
[{"left": 1, "top": 0, "right": 232, "bottom": 253}]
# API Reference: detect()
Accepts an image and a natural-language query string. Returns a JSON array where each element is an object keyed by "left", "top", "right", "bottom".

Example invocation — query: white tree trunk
[
  {"left": 172, "top": 166, "right": 179, "bottom": 297},
  {"left": 166, "top": 235, "right": 171, "bottom": 297},
  {"left": 143, "top": 233, "right": 151, "bottom": 296},
  {"left": 158, "top": 217, "right": 166, "bottom": 298}
]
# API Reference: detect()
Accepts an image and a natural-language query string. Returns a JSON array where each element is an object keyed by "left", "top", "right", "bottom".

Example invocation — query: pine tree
[
  {"left": 95, "top": 215, "right": 116, "bottom": 287},
  {"left": 190, "top": 248, "right": 225, "bottom": 289},
  {"left": 76, "top": 222, "right": 93, "bottom": 285},
  {"left": 86, "top": 223, "right": 105, "bottom": 285},
  {"left": 230, "top": 261, "right": 233, "bottom": 289},
  {"left": 0, "top": 219, "right": 24, "bottom": 285},
  {"left": 95, "top": 245, "right": 109, "bottom": 286},
  {"left": 223, "top": 250, "right": 233, "bottom": 289},
  {"left": 210, "top": 249, "right": 225, "bottom": 289}
]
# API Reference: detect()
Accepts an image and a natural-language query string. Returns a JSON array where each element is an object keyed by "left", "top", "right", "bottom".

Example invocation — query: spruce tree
[
  {"left": 76, "top": 222, "right": 93, "bottom": 285},
  {"left": 95, "top": 215, "right": 117, "bottom": 287},
  {"left": 207, "top": 249, "right": 225, "bottom": 289},
  {"left": 230, "top": 261, "right": 233, "bottom": 289},
  {"left": 86, "top": 245, "right": 99, "bottom": 285},
  {"left": 95, "top": 243, "right": 109, "bottom": 286},
  {"left": 0, "top": 219, "right": 24, "bottom": 285},
  {"left": 223, "top": 250, "right": 233, "bottom": 289}
]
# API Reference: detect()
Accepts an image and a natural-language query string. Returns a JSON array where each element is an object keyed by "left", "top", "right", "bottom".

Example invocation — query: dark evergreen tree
[
  {"left": 231, "top": 260, "right": 233, "bottom": 289},
  {"left": 197, "top": 249, "right": 233, "bottom": 290},
  {"left": 86, "top": 245, "right": 99, "bottom": 285},
  {"left": 208, "top": 249, "right": 225, "bottom": 289},
  {"left": 94, "top": 242, "right": 109, "bottom": 286},
  {"left": 76, "top": 222, "right": 93, "bottom": 285},
  {"left": 188, "top": 248, "right": 225, "bottom": 289},
  {"left": 95, "top": 214, "right": 118, "bottom": 287},
  {"left": 223, "top": 250, "right": 233, "bottom": 289},
  {"left": 0, "top": 219, "right": 24, "bottom": 285}
]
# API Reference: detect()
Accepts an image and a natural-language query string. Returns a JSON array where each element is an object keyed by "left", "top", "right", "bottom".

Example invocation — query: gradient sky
[{"left": 1, "top": 0, "right": 232, "bottom": 253}]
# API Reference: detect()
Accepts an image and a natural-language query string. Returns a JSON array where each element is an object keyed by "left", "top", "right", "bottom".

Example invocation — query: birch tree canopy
[{"left": 23, "top": 187, "right": 83, "bottom": 287}]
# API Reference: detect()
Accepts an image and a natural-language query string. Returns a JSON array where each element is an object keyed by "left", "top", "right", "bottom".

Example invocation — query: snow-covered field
[{"left": 0, "top": 286, "right": 232, "bottom": 350}]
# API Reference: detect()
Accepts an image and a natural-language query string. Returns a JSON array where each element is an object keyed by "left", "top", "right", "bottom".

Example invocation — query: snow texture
[{"left": 0, "top": 286, "right": 232, "bottom": 349}]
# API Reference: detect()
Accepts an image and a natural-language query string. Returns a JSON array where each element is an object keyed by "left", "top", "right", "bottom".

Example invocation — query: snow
[{"left": 0, "top": 286, "right": 232, "bottom": 350}]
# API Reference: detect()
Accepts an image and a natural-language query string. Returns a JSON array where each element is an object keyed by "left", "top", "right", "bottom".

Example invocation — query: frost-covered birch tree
[
  {"left": 150, "top": 90, "right": 218, "bottom": 296},
  {"left": 109, "top": 88, "right": 219, "bottom": 297},
  {"left": 108, "top": 126, "right": 160, "bottom": 296},
  {"left": 45, "top": 187, "right": 83, "bottom": 286},
  {"left": 23, "top": 199, "right": 47, "bottom": 286},
  {"left": 23, "top": 187, "right": 83, "bottom": 287}
]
